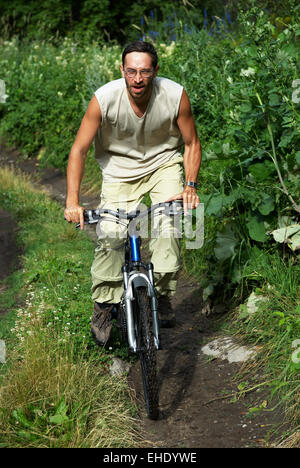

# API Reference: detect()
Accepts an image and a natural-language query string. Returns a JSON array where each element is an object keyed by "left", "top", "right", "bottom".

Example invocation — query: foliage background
[
  {"left": 0, "top": 0, "right": 295, "bottom": 43},
  {"left": 0, "top": 0, "right": 299, "bottom": 300},
  {"left": 0, "top": 0, "right": 299, "bottom": 446}
]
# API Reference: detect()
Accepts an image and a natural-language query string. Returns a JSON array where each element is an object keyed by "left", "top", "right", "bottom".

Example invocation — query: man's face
[{"left": 121, "top": 52, "right": 158, "bottom": 101}]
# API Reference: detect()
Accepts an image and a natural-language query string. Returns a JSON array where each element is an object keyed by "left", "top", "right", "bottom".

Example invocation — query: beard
[{"left": 124, "top": 76, "right": 154, "bottom": 101}]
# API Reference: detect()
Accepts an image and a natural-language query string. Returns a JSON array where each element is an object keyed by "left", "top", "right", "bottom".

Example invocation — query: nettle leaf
[
  {"left": 279, "top": 132, "right": 295, "bottom": 148},
  {"left": 212, "top": 141, "right": 223, "bottom": 154},
  {"left": 214, "top": 223, "right": 238, "bottom": 261},
  {"left": 295, "top": 152, "right": 300, "bottom": 166},
  {"left": 12, "top": 409, "right": 34, "bottom": 429},
  {"left": 248, "top": 160, "right": 276, "bottom": 181},
  {"left": 246, "top": 214, "right": 267, "bottom": 242},
  {"left": 205, "top": 194, "right": 223, "bottom": 216},
  {"left": 258, "top": 194, "right": 275, "bottom": 215},
  {"left": 49, "top": 399, "right": 69, "bottom": 425},
  {"left": 242, "top": 188, "right": 261, "bottom": 209},
  {"left": 239, "top": 102, "right": 252, "bottom": 113},
  {"left": 204, "top": 192, "right": 237, "bottom": 216},
  {"left": 268, "top": 94, "right": 280, "bottom": 106}
]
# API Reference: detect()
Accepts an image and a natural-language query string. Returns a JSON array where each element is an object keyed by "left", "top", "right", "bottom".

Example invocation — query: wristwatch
[{"left": 185, "top": 181, "right": 198, "bottom": 189}]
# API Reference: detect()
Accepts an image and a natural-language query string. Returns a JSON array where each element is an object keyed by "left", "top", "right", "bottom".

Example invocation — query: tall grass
[
  {"left": 221, "top": 249, "right": 300, "bottom": 445},
  {"left": 0, "top": 166, "right": 143, "bottom": 448},
  {"left": 0, "top": 327, "right": 139, "bottom": 448}
]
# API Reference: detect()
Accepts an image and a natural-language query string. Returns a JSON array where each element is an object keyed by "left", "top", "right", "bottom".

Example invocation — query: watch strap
[{"left": 185, "top": 181, "right": 198, "bottom": 189}]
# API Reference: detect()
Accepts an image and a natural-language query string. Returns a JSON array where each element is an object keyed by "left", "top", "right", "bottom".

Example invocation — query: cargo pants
[{"left": 91, "top": 159, "right": 184, "bottom": 304}]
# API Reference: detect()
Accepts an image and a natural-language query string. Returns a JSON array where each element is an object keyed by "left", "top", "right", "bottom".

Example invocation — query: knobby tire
[
  {"left": 135, "top": 286, "right": 159, "bottom": 420},
  {"left": 118, "top": 297, "right": 128, "bottom": 344}
]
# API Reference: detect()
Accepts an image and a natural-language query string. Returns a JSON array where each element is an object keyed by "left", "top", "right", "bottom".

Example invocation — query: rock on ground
[
  {"left": 201, "top": 336, "right": 256, "bottom": 363},
  {"left": 110, "top": 357, "right": 131, "bottom": 377}
]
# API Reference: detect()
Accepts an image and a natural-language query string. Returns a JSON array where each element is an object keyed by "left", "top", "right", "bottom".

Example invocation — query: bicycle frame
[
  {"left": 75, "top": 201, "right": 184, "bottom": 352},
  {"left": 122, "top": 233, "right": 160, "bottom": 352}
]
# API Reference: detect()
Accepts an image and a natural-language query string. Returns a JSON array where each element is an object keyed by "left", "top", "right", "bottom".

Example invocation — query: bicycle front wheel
[{"left": 135, "top": 286, "right": 159, "bottom": 420}]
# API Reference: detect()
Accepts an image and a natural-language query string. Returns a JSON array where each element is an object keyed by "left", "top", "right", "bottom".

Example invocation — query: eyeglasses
[{"left": 124, "top": 68, "right": 154, "bottom": 78}]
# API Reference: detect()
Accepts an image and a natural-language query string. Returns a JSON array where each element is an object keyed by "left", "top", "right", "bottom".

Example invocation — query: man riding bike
[{"left": 64, "top": 41, "right": 202, "bottom": 346}]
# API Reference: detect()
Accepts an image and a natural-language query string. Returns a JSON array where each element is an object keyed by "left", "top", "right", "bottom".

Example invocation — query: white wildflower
[
  {"left": 229, "top": 110, "right": 240, "bottom": 122},
  {"left": 227, "top": 76, "right": 233, "bottom": 84},
  {"left": 240, "top": 67, "right": 255, "bottom": 77}
]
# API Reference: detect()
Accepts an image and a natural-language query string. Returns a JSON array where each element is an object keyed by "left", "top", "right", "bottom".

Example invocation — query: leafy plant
[{"left": 158, "top": 6, "right": 300, "bottom": 299}]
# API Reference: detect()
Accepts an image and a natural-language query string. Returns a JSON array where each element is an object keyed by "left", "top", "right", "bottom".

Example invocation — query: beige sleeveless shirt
[{"left": 94, "top": 77, "right": 184, "bottom": 182}]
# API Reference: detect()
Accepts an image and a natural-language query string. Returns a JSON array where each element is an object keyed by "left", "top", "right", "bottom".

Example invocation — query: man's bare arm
[
  {"left": 64, "top": 96, "right": 101, "bottom": 229},
  {"left": 166, "top": 89, "right": 202, "bottom": 211}
]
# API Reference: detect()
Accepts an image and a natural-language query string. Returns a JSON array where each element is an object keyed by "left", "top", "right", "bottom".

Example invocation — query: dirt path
[
  {"left": 0, "top": 142, "right": 284, "bottom": 448},
  {"left": 0, "top": 208, "right": 19, "bottom": 318},
  {"left": 0, "top": 209, "right": 16, "bottom": 281},
  {"left": 129, "top": 279, "right": 283, "bottom": 448}
]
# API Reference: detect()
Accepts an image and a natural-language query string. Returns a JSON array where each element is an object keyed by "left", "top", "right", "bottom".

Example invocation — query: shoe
[
  {"left": 158, "top": 295, "right": 176, "bottom": 328},
  {"left": 91, "top": 302, "right": 113, "bottom": 346}
]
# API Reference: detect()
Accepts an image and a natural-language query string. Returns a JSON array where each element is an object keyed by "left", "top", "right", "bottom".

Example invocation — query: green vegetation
[
  {"left": 0, "top": 5, "right": 298, "bottom": 297},
  {"left": 0, "top": 0, "right": 295, "bottom": 43},
  {"left": 0, "top": 167, "right": 141, "bottom": 448},
  {"left": 225, "top": 253, "right": 300, "bottom": 438},
  {"left": 0, "top": 0, "right": 299, "bottom": 447}
]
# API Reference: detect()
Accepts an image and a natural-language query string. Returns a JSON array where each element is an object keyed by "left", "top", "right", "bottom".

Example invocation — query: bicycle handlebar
[{"left": 76, "top": 200, "right": 184, "bottom": 229}]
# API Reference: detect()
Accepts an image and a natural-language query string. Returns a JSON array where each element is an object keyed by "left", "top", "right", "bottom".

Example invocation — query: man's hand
[
  {"left": 64, "top": 204, "right": 85, "bottom": 230},
  {"left": 166, "top": 186, "right": 200, "bottom": 214}
]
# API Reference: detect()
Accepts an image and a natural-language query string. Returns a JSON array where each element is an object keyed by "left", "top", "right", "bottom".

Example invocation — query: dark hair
[{"left": 122, "top": 41, "right": 158, "bottom": 68}]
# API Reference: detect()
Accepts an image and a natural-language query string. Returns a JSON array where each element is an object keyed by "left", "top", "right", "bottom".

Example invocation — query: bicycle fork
[{"left": 122, "top": 263, "right": 160, "bottom": 352}]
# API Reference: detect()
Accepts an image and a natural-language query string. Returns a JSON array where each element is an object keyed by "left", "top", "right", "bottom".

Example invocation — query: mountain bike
[{"left": 75, "top": 200, "right": 183, "bottom": 420}]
